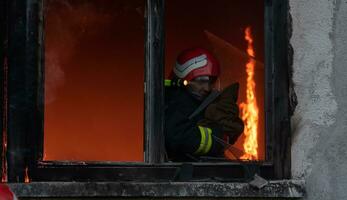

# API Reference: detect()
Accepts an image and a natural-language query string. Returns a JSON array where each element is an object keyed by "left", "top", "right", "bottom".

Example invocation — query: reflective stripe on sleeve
[
  {"left": 202, "top": 127, "right": 212, "bottom": 154},
  {"left": 194, "top": 126, "right": 213, "bottom": 155}
]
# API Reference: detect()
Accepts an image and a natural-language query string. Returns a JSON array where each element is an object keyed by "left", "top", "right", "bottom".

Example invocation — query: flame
[
  {"left": 1, "top": 131, "right": 7, "bottom": 182},
  {"left": 1, "top": 57, "right": 8, "bottom": 182},
  {"left": 240, "top": 27, "right": 259, "bottom": 160},
  {"left": 24, "top": 167, "right": 30, "bottom": 183},
  {"left": 1, "top": 133, "right": 7, "bottom": 182}
]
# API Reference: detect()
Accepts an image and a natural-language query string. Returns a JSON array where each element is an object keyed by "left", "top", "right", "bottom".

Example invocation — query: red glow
[{"left": 44, "top": 0, "right": 144, "bottom": 162}]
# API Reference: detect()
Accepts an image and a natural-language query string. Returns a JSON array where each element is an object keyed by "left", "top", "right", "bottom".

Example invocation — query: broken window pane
[
  {"left": 43, "top": 0, "right": 145, "bottom": 162},
  {"left": 165, "top": 0, "right": 265, "bottom": 161}
]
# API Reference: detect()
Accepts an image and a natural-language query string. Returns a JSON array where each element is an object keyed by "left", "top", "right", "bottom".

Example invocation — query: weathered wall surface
[{"left": 290, "top": 0, "right": 347, "bottom": 199}]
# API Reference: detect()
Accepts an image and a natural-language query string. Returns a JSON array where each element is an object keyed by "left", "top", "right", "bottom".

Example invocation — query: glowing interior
[{"left": 44, "top": 0, "right": 145, "bottom": 161}]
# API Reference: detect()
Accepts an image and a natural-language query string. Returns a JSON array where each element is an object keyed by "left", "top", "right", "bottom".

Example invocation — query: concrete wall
[{"left": 290, "top": 0, "right": 347, "bottom": 199}]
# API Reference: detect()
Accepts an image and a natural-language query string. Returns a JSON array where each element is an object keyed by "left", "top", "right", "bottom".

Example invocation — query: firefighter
[{"left": 165, "top": 48, "right": 244, "bottom": 161}]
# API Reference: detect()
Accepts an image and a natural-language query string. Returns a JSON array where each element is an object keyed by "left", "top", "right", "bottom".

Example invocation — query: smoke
[
  {"left": 44, "top": 0, "right": 123, "bottom": 104},
  {"left": 45, "top": 52, "right": 64, "bottom": 104}
]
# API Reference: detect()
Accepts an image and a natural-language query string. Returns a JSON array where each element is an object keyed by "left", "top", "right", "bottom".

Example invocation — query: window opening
[
  {"left": 43, "top": 0, "right": 145, "bottom": 162},
  {"left": 3, "top": 0, "right": 291, "bottom": 183},
  {"left": 164, "top": 0, "right": 265, "bottom": 162}
]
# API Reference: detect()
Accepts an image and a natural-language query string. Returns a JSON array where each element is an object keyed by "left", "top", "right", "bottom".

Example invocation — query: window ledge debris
[{"left": 9, "top": 180, "right": 305, "bottom": 198}]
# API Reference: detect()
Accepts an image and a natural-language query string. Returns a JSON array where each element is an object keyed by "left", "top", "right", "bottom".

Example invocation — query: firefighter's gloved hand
[
  {"left": 204, "top": 101, "right": 239, "bottom": 121},
  {"left": 197, "top": 83, "right": 244, "bottom": 144},
  {"left": 219, "top": 82, "right": 239, "bottom": 102},
  {"left": 198, "top": 117, "right": 244, "bottom": 144},
  {"left": 205, "top": 83, "right": 240, "bottom": 122},
  {"left": 219, "top": 117, "right": 244, "bottom": 144}
]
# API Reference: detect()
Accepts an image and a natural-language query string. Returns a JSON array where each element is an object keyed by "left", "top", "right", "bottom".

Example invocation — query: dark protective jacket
[
  {"left": 165, "top": 87, "right": 232, "bottom": 161},
  {"left": 165, "top": 87, "right": 223, "bottom": 161}
]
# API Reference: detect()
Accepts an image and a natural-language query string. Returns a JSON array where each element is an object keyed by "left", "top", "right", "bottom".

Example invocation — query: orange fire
[
  {"left": 1, "top": 134, "right": 7, "bottom": 182},
  {"left": 24, "top": 167, "right": 30, "bottom": 183},
  {"left": 1, "top": 57, "right": 8, "bottom": 183},
  {"left": 1, "top": 136, "right": 7, "bottom": 182},
  {"left": 240, "top": 27, "right": 259, "bottom": 160}
]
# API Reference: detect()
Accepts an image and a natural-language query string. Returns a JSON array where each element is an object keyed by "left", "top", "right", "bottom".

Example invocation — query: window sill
[{"left": 9, "top": 180, "right": 305, "bottom": 198}]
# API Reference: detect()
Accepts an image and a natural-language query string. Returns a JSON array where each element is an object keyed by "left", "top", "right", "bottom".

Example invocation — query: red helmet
[{"left": 173, "top": 48, "right": 220, "bottom": 81}]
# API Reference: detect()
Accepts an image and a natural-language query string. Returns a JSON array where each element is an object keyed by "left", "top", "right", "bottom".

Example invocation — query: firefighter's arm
[
  {"left": 199, "top": 105, "right": 244, "bottom": 145},
  {"left": 165, "top": 109, "right": 224, "bottom": 156},
  {"left": 198, "top": 83, "right": 244, "bottom": 144}
]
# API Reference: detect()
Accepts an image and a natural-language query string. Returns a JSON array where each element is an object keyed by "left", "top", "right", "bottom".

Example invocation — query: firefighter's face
[{"left": 188, "top": 76, "right": 216, "bottom": 100}]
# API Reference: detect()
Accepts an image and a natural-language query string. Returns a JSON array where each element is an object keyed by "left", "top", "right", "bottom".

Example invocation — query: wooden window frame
[{"left": 1, "top": 0, "right": 292, "bottom": 183}]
